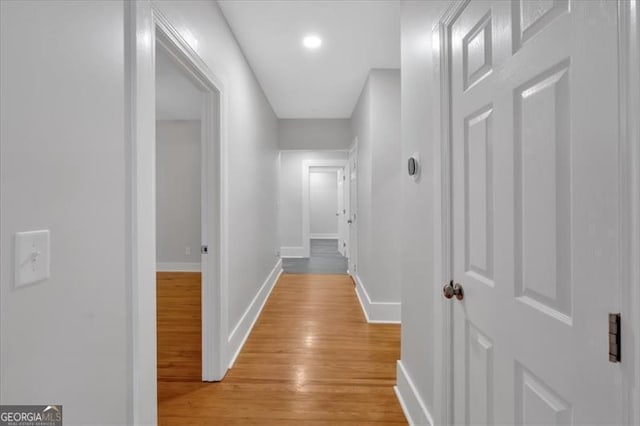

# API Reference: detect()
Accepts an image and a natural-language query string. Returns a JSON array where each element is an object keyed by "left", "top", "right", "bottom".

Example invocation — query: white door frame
[
  {"left": 618, "top": 1, "right": 640, "bottom": 423},
  {"left": 337, "top": 168, "right": 346, "bottom": 256},
  {"left": 302, "top": 159, "right": 347, "bottom": 257},
  {"left": 127, "top": 3, "right": 229, "bottom": 424},
  {"left": 432, "top": 1, "right": 640, "bottom": 424},
  {"left": 346, "top": 139, "right": 358, "bottom": 274}
]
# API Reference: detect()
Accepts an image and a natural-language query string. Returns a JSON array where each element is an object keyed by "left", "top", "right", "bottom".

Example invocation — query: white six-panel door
[
  {"left": 449, "top": 1, "right": 623, "bottom": 424},
  {"left": 348, "top": 143, "right": 358, "bottom": 275},
  {"left": 337, "top": 169, "right": 346, "bottom": 256}
]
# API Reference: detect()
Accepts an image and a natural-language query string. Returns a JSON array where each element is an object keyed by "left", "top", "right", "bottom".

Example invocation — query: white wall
[
  {"left": 279, "top": 119, "right": 351, "bottom": 150},
  {"left": 156, "top": 120, "right": 201, "bottom": 266},
  {"left": 350, "top": 69, "right": 402, "bottom": 314},
  {"left": 152, "top": 0, "right": 280, "bottom": 350},
  {"left": 1, "top": 0, "right": 282, "bottom": 423},
  {"left": 155, "top": 47, "right": 202, "bottom": 120},
  {"left": 0, "top": 1, "right": 129, "bottom": 423},
  {"left": 309, "top": 171, "right": 338, "bottom": 237},
  {"left": 397, "top": 1, "right": 451, "bottom": 423},
  {"left": 279, "top": 151, "right": 347, "bottom": 255}
]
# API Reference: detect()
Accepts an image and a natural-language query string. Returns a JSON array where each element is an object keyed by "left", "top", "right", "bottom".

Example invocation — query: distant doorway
[{"left": 301, "top": 159, "right": 348, "bottom": 258}]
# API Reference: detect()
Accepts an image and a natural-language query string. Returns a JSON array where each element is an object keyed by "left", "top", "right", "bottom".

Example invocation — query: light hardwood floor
[
  {"left": 282, "top": 239, "right": 348, "bottom": 274},
  {"left": 157, "top": 272, "right": 406, "bottom": 425},
  {"left": 156, "top": 272, "right": 202, "bottom": 381}
]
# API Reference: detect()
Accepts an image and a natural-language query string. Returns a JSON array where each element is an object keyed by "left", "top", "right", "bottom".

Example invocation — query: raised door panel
[
  {"left": 512, "top": 0, "right": 569, "bottom": 51},
  {"left": 514, "top": 61, "right": 572, "bottom": 324},
  {"left": 465, "top": 105, "right": 494, "bottom": 286},
  {"left": 515, "top": 363, "right": 572, "bottom": 425},
  {"left": 466, "top": 322, "right": 494, "bottom": 425}
]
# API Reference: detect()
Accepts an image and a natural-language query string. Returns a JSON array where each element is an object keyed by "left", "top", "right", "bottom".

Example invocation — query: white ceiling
[
  {"left": 156, "top": 47, "right": 203, "bottom": 121},
  {"left": 218, "top": 0, "right": 400, "bottom": 119}
]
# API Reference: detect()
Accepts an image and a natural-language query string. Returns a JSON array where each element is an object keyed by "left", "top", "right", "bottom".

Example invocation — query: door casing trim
[
  {"left": 126, "top": 2, "right": 229, "bottom": 423},
  {"left": 433, "top": 2, "right": 469, "bottom": 424}
]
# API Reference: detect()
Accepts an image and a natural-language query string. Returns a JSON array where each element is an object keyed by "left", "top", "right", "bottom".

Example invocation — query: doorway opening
[
  {"left": 346, "top": 139, "right": 358, "bottom": 276},
  {"left": 282, "top": 158, "right": 349, "bottom": 274},
  {"left": 154, "top": 42, "right": 204, "bottom": 384},
  {"left": 151, "top": 10, "right": 228, "bottom": 389}
]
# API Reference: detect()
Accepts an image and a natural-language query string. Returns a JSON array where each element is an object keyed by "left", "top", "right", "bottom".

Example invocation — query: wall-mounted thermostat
[{"left": 407, "top": 155, "right": 420, "bottom": 179}]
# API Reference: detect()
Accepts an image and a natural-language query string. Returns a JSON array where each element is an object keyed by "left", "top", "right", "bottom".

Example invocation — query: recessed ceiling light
[{"left": 303, "top": 35, "right": 322, "bottom": 49}]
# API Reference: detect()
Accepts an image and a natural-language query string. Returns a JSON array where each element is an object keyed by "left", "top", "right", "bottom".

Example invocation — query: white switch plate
[{"left": 15, "top": 230, "right": 50, "bottom": 288}]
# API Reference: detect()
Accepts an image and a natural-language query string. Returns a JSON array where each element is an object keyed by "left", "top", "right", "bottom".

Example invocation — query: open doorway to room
[
  {"left": 152, "top": 17, "right": 226, "bottom": 393},
  {"left": 154, "top": 45, "right": 204, "bottom": 383}
]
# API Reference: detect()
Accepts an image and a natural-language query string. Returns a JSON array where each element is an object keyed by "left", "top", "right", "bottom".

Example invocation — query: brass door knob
[{"left": 443, "top": 281, "right": 464, "bottom": 300}]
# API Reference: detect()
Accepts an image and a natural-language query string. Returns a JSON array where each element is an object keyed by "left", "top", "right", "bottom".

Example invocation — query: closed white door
[
  {"left": 337, "top": 169, "right": 345, "bottom": 256},
  {"left": 348, "top": 144, "right": 358, "bottom": 275},
  {"left": 448, "top": 1, "right": 623, "bottom": 424}
]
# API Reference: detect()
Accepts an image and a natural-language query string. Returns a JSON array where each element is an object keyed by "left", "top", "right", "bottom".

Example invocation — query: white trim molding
[
  {"left": 125, "top": 1, "right": 158, "bottom": 423},
  {"left": 280, "top": 246, "right": 305, "bottom": 258},
  {"left": 431, "top": 2, "right": 469, "bottom": 424},
  {"left": 395, "top": 361, "right": 435, "bottom": 426},
  {"left": 127, "top": 3, "right": 230, "bottom": 422},
  {"left": 156, "top": 262, "right": 201, "bottom": 272},
  {"left": 353, "top": 275, "right": 401, "bottom": 323},
  {"left": 309, "top": 233, "right": 338, "bottom": 239},
  {"left": 227, "top": 259, "right": 283, "bottom": 368},
  {"left": 153, "top": 5, "right": 229, "bottom": 384},
  {"left": 618, "top": 0, "right": 640, "bottom": 423}
]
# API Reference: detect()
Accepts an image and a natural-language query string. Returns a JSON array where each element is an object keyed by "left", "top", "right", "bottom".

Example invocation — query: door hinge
[
  {"left": 201, "top": 245, "right": 209, "bottom": 255},
  {"left": 609, "top": 313, "right": 621, "bottom": 363}
]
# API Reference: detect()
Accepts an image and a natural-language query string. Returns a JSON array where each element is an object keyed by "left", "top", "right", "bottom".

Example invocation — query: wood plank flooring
[
  {"left": 157, "top": 272, "right": 406, "bottom": 425},
  {"left": 282, "top": 239, "right": 348, "bottom": 274},
  {"left": 157, "top": 272, "right": 202, "bottom": 381}
]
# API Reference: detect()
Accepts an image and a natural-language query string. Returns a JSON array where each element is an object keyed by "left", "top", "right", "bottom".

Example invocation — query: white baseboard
[
  {"left": 395, "top": 360, "right": 434, "bottom": 426},
  {"left": 156, "top": 262, "right": 201, "bottom": 272},
  {"left": 309, "top": 233, "right": 338, "bottom": 239},
  {"left": 227, "top": 259, "right": 283, "bottom": 368},
  {"left": 353, "top": 274, "right": 401, "bottom": 323}
]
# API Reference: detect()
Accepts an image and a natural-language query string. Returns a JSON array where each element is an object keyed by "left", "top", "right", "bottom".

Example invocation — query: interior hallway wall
[
  {"left": 156, "top": 120, "right": 201, "bottom": 267},
  {"left": 279, "top": 119, "right": 351, "bottom": 150},
  {"left": 279, "top": 151, "right": 347, "bottom": 256},
  {"left": 1, "top": 0, "right": 282, "bottom": 423},
  {"left": 309, "top": 170, "right": 339, "bottom": 238},
  {"left": 350, "top": 69, "right": 402, "bottom": 318},
  {"left": 396, "top": 1, "right": 452, "bottom": 424},
  {"left": 0, "top": 1, "right": 129, "bottom": 423}
]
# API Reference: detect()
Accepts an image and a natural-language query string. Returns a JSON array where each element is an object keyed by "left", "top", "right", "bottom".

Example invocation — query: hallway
[
  {"left": 158, "top": 273, "right": 404, "bottom": 425},
  {"left": 2, "top": 1, "right": 639, "bottom": 424},
  {"left": 283, "top": 239, "right": 348, "bottom": 274}
]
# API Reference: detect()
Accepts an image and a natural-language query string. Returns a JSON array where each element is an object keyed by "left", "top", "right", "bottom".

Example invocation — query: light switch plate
[{"left": 15, "top": 230, "right": 50, "bottom": 288}]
